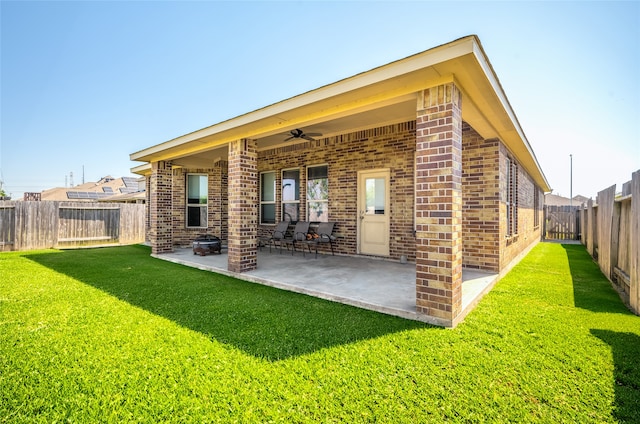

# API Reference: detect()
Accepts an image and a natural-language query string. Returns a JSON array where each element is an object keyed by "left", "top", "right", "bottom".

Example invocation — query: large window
[
  {"left": 282, "top": 168, "right": 300, "bottom": 222},
  {"left": 260, "top": 171, "right": 276, "bottom": 224},
  {"left": 187, "top": 174, "right": 207, "bottom": 228},
  {"left": 307, "top": 165, "right": 328, "bottom": 222},
  {"left": 506, "top": 158, "right": 518, "bottom": 236}
]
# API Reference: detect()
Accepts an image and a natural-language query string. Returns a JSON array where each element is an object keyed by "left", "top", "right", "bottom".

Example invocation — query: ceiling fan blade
[{"left": 284, "top": 136, "right": 295, "bottom": 141}]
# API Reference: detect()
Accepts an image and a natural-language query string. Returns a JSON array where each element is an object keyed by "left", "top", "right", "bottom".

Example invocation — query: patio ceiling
[{"left": 131, "top": 35, "right": 550, "bottom": 192}]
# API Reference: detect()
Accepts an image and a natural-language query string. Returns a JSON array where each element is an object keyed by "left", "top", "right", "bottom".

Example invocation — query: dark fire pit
[{"left": 192, "top": 235, "right": 222, "bottom": 256}]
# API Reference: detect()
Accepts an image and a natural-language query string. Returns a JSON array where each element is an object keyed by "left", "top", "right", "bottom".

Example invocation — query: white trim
[{"left": 357, "top": 168, "right": 391, "bottom": 257}]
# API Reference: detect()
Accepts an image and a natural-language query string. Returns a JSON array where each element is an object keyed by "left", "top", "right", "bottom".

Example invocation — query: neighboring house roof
[
  {"left": 573, "top": 195, "right": 590, "bottom": 205},
  {"left": 98, "top": 190, "right": 146, "bottom": 203},
  {"left": 130, "top": 35, "right": 550, "bottom": 192},
  {"left": 544, "top": 193, "right": 590, "bottom": 206},
  {"left": 41, "top": 176, "right": 143, "bottom": 201}
]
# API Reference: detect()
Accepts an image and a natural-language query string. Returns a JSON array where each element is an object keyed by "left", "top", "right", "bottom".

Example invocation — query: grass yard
[{"left": 1, "top": 243, "right": 639, "bottom": 422}]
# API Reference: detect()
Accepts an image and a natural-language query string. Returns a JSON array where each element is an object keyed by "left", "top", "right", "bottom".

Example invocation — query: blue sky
[{"left": 1, "top": 0, "right": 639, "bottom": 200}]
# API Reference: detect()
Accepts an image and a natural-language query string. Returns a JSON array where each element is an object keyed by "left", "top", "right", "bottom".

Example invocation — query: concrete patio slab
[{"left": 153, "top": 247, "right": 498, "bottom": 325}]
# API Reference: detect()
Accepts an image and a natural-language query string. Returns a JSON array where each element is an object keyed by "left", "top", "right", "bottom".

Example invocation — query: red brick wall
[
  {"left": 258, "top": 121, "right": 417, "bottom": 259},
  {"left": 414, "top": 83, "right": 463, "bottom": 324},
  {"left": 170, "top": 162, "right": 228, "bottom": 247},
  {"left": 148, "top": 161, "right": 173, "bottom": 254},
  {"left": 462, "top": 124, "right": 501, "bottom": 272},
  {"left": 227, "top": 139, "right": 258, "bottom": 273},
  {"left": 499, "top": 144, "right": 543, "bottom": 268},
  {"left": 145, "top": 176, "right": 151, "bottom": 244}
]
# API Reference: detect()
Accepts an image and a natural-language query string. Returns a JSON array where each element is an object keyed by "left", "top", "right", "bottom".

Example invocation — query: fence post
[
  {"left": 579, "top": 203, "right": 587, "bottom": 247},
  {"left": 611, "top": 199, "right": 622, "bottom": 280},
  {"left": 630, "top": 170, "right": 639, "bottom": 314},
  {"left": 586, "top": 199, "right": 595, "bottom": 257},
  {"left": 596, "top": 185, "right": 616, "bottom": 280}
]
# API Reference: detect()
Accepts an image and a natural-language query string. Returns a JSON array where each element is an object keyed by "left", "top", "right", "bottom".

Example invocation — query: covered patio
[
  {"left": 132, "top": 35, "right": 550, "bottom": 327},
  {"left": 154, "top": 248, "right": 498, "bottom": 324}
]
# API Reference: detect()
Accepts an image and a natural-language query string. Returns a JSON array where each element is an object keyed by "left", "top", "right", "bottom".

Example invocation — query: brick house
[{"left": 131, "top": 35, "right": 550, "bottom": 327}]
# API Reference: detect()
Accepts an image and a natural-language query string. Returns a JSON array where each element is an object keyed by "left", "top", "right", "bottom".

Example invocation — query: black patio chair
[
  {"left": 259, "top": 221, "right": 290, "bottom": 253},
  {"left": 302, "top": 222, "right": 336, "bottom": 258},
  {"left": 280, "top": 221, "right": 310, "bottom": 255}
]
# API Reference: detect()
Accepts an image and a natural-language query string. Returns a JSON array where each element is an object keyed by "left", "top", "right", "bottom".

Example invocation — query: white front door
[{"left": 358, "top": 169, "right": 390, "bottom": 256}]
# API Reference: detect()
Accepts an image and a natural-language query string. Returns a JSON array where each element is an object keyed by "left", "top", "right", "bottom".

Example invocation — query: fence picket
[{"left": 597, "top": 185, "right": 617, "bottom": 279}]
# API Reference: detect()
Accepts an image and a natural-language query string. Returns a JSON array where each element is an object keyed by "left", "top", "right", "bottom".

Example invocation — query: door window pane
[{"left": 365, "top": 177, "right": 385, "bottom": 215}]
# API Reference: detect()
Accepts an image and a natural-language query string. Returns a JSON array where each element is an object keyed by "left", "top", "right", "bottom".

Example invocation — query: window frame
[
  {"left": 260, "top": 171, "right": 276, "bottom": 225},
  {"left": 533, "top": 186, "right": 540, "bottom": 228},
  {"left": 281, "top": 168, "right": 300, "bottom": 223},
  {"left": 506, "top": 158, "right": 518, "bottom": 237},
  {"left": 186, "top": 173, "right": 208, "bottom": 229},
  {"left": 306, "top": 164, "right": 329, "bottom": 222}
]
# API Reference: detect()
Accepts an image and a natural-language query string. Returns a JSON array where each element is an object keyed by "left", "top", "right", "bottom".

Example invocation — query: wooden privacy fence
[
  {"left": 580, "top": 170, "right": 639, "bottom": 316},
  {"left": 0, "top": 201, "right": 145, "bottom": 251},
  {"left": 544, "top": 205, "right": 580, "bottom": 240}
]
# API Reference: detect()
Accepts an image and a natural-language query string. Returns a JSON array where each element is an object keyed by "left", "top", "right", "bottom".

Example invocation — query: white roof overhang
[{"left": 130, "top": 35, "right": 549, "bottom": 191}]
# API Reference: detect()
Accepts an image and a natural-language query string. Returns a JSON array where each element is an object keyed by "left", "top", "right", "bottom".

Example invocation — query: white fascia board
[{"left": 131, "top": 163, "right": 152, "bottom": 176}]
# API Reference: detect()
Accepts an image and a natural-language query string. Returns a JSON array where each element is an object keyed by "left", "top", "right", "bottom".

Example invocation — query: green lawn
[{"left": 1, "top": 243, "right": 639, "bottom": 422}]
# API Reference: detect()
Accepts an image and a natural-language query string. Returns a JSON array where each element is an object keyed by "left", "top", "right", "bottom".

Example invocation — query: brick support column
[
  {"left": 227, "top": 139, "right": 258, "bottom": 273},
  {"left": 415, "top": 83, "right": 463, "bottom": 326},
  {"left": 149, "top": 161, "right": 173, "bottom": 254},
  {"left": 145, "top": 176, "right": 151, "bottom": 244}
]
